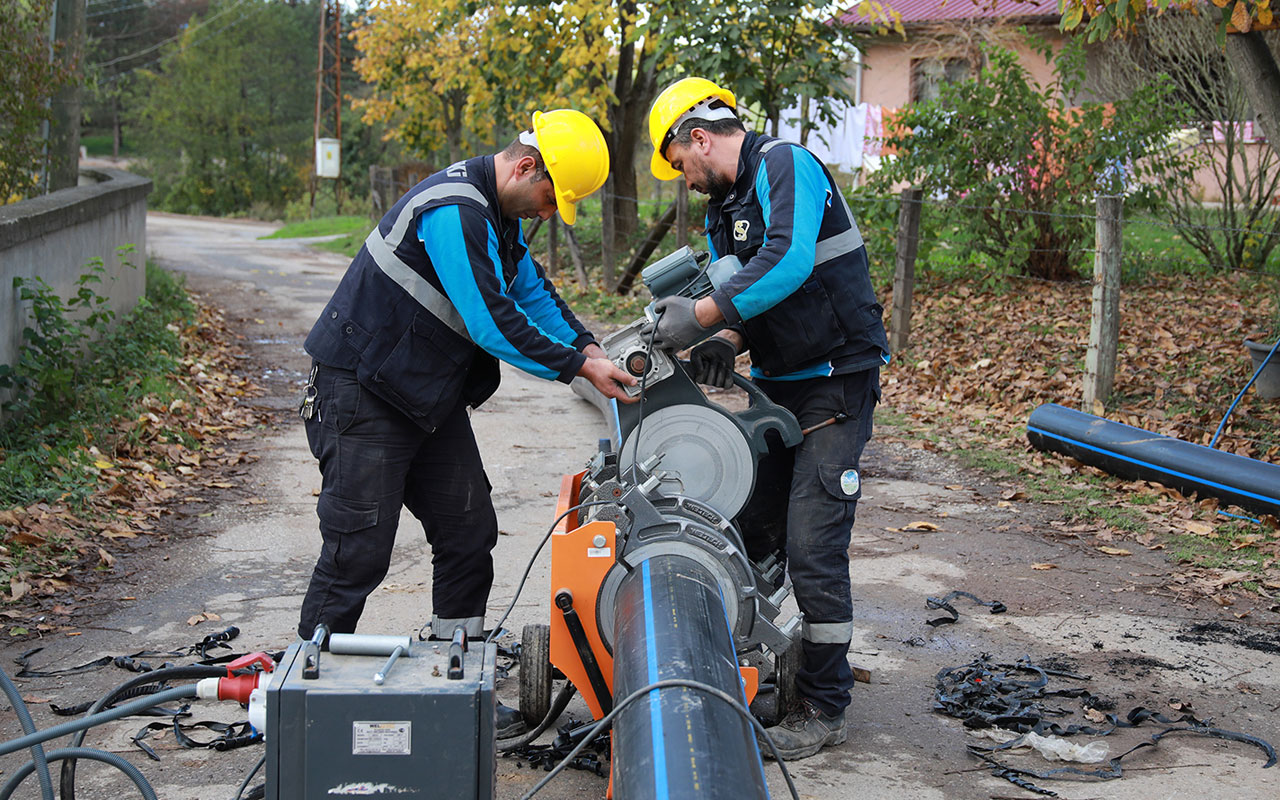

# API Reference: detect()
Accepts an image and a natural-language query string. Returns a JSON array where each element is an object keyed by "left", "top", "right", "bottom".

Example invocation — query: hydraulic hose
[
  {"left": 0, "top": 664, "right": 55, "bottom": 800},
  {"left": 0, "top": 684, "right": 199, "bottom": 757},
  {"left": 60, "top": 663, "right": 228, "bottom": 800},
  {"left": 498, "top": 681, "right": 577, "bottom": 751},
  {"left": 0, "top": 748, "right": 156, "bottom": 800}
]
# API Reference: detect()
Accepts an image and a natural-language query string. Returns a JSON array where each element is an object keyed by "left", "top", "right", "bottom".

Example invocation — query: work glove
[
  {"left": 641, "top": 295, "right": 717, "bottom": 352},
  {"left": 689, "top": 337, "right": 738, "bottom": 389}
]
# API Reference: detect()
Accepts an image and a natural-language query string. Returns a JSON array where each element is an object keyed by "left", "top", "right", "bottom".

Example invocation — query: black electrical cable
[
  {"left": 485, "top": 500, "right": 620, "bottom": 647},
  {"left": 622, "top": 306, "right": 664, "bottom": 486},
  {"left": 60, "top": 663, "right": 230, "bottom": 800},
  {"left": 0, "top": 662, "right": 55, "bottom": 800},
  {"left": 233, "top": 753, "right": 266, "bottom": 800},
  {"left": 498, "top": 682, "right": 577, "bottom": 751},
  {"left": 0, "top": 748, "right": 157, "bottom": 800},
  {"left": 518, "top": 678, "right": 800, "bottom": 800}
]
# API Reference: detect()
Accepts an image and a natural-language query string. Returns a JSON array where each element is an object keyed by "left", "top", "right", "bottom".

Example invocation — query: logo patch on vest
[
  {"left": 733, "top": 219, "right": 750, "bottom": 241},
  {"left": 446, "top": 162, "right": 468, "bottom": 178},
  {"left": 840, "top": 469, "right": 860, "bottom": 496}
]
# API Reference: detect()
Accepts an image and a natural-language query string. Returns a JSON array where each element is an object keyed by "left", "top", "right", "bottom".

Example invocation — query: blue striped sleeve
[
  {"left": 419, "top": 206, "right": 586, "bottom": 382},
  {"left": 714, "top": 145, "right": 827, "bottom": 322}
]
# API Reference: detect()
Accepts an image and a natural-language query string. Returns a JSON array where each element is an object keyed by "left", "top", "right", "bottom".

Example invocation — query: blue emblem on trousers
[{"left": 840, "top": 469, "right": 860, "bottom": 496}]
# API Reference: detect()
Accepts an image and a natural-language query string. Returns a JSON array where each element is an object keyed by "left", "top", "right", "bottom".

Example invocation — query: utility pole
[
  {"left": 312, "top": 0, "right": 342, "bottom": 215},
  {"left": 49, "top": 0, "right": 85, "bottom": 191}
]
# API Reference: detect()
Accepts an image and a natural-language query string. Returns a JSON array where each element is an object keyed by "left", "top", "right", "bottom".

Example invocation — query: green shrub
[
  {"left": 0, "top": 255, "right": 195, "bottom": 508},
  {"left": 864, "top": 36, "right": 1190, "bottom": 281}
]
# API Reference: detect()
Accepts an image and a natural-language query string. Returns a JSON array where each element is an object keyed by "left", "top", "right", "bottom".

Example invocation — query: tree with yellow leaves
[{"left": 1059, "top": 0, "right": 1280, "bottom": 162}]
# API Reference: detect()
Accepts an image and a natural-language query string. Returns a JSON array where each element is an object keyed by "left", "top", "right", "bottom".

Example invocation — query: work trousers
[
  {"left": 297, "top": 363, "right": 497, "bottom": 640},
  {"left": 735, "top": 369, "right": 878, "bottom": 715}
]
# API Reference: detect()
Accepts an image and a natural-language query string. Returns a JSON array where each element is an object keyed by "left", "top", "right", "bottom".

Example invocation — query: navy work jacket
[
  {"left": 304, "top": 156, "right": 595, "bottom": 431},
  {"left": 705, "top": 133, "right": 889, "bottom": 379}
]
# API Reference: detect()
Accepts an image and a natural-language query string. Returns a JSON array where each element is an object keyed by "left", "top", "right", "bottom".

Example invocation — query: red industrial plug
[{"left": 196, "top": 652, "right": 276, "bottom": 706}]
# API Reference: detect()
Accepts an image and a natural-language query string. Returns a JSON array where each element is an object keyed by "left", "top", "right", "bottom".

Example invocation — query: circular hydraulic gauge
[{"left": 619, "top": 404, "right": 755, "bottom": 519}]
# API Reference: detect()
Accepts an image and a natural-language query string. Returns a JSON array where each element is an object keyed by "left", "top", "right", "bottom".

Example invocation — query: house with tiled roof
[{"left": 833, "top": 0, "right": 1263, "bottom": 204}]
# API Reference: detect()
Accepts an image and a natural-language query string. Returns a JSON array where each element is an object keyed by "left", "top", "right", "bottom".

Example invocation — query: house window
[{"left": 911, "top": 57, "right": 973, "bottom": 104}]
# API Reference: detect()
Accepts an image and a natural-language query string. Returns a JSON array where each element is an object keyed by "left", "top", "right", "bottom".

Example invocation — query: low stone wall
[{"left": 0, "top": 168, "right": 152, "bottom": 385}]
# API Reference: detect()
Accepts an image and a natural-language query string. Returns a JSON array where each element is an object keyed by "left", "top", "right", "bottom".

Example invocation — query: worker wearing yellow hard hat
[
  {"left": 645, "top": 77, "right": 890, "bottom": 762},
  {"left": 529, "top": 108, "right": 610, "bottom": 226},
  {"left": 297, "top": 108, "right": 634, "bottom": 741}
]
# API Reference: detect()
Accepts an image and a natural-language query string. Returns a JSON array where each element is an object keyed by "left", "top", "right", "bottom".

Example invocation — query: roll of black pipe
[{"left": 1027, "top": 403, "right": 1280, "bottom": 518}]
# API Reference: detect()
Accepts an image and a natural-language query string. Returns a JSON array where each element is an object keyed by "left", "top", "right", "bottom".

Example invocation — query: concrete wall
[{"left": 0, "top": 167, "right": 152, "bottom": 383}]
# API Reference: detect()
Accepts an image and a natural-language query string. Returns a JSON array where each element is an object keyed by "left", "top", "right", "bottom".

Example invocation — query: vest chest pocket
[
  {"left": 372, "top": 312, "right": 471, "bottom": 423},
  {"left": 750, "top": 279, "right": 847, "bottom": 370}
]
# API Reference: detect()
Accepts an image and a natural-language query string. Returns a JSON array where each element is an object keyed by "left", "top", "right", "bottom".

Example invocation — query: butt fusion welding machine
[
  {"left": 518, "top": 247, "right": 807, "bottom": 795},
  {"left": 249, "top": 247, "right": 803, "bottom": 799}
]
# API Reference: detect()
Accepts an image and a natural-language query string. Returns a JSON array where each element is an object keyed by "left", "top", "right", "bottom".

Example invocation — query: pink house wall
[
  {"left": 856, "top": 27, "right": 1064, "bottom": 110},
  {"left": 853, "top": 26, "right": 1253, "bottom": 204}
]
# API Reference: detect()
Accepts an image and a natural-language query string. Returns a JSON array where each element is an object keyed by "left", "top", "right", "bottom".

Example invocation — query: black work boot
[
  {"left": 496, "top": 702, "right": 527, "bottom": 739},
  {"left": 759, "top": 700, "right": 847, "bottom": 760}
]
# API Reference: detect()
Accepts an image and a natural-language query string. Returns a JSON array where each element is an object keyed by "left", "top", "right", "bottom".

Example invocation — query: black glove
[
  {"left": 689, "top": 337, "right": 738, "bottom": 388},
  {"left": 640, "top": 295, "right": 716, "bottom": 352}
]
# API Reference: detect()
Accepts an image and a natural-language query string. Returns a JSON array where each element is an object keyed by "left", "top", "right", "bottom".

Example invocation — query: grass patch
[
  {"left": 313, "top": 231, "right": 366, "bottom": 260},
  {"left": 260, "top": 215, "right": 371, "bottom": 240},
  {"left": 80, "top": 133, "right": 137, "bottom": 157}
]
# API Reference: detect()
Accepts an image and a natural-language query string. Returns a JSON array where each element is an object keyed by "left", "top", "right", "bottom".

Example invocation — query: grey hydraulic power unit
[{"left": 263, "top": 631, "right": 497, "bottom": 799}]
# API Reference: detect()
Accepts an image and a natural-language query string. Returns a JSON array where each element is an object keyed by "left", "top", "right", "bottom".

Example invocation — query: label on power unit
[{"left": 352, "top": 721, "right": 411, "bottom": 755}]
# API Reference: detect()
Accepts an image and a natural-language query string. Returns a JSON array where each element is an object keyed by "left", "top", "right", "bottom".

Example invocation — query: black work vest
[
  {"left": 303, "top": 156, "right": 505, "bottom": 431},
  {"left": 707, "top": 134, "right": 889, "bottom": 377}
]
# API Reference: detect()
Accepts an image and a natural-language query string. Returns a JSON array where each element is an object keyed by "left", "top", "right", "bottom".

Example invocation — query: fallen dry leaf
[
  {"left": 1096, "top": 546, "right": 1132, "bottom": 556},
  {"left": 1031, "top": 563, "right": 1058, "bottom": 570},
  {"left": 902, "top": 521, "right": 940, "bottom": 532},
  {"left": 1182, "top": 520, "right": 1216, "bottom": 537}
]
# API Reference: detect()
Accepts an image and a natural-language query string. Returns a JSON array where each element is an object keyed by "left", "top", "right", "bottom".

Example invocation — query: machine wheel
[
  {"left": 519, "top": 624, "right": 553, "bottom": 728},
  {"left": 772, "top": 637, "right": 802, "bottom": 726}
]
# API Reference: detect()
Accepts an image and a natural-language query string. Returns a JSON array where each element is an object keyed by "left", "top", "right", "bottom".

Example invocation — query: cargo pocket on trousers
[
  {"left": 818, "top": 463, "right": 862, "bottom": 503},
  {"left": 316, "top": 493, "right": 380, "bottom": 533}
]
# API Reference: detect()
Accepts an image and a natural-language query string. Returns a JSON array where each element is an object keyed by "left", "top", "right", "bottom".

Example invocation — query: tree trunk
[
  {"left": 604, "top": 6, "right": 659, "bottom": 257},
  {"left": 1224, "top": 32, "right": 1280, "bottom": 162},
  {"left": 49, "top": 0, "right": 84, "bottom": 191}
]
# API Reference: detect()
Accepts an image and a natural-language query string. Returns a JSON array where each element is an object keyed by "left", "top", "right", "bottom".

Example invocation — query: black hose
[
  {"left": 60, "top": 664, "right": 227, "bottom": 800},
  {"left": 0, "top": 663, "right": 55, "bottom": 800},
  {"left": 0, "top": 747, "right": 157, "bottom": 800},
  {"left": 498, "top": 681, "right": 577, "bottom": 751}
]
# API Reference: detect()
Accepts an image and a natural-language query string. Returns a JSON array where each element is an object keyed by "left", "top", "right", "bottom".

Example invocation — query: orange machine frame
[{"left": 547, "top": 470, "right": 758, "bottom": 722}]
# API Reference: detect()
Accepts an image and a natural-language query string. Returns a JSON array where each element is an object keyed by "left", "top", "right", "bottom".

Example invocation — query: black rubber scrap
[
  {"left": 926, "top": 590, "right": 1007, "bottom": 626},
  {"left": 934, "top": 654, "right": 1276, "bottom": 794}
]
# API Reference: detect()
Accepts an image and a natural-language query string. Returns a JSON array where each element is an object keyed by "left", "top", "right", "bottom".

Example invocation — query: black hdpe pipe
[
  {"left": 612, "top": 554, "right": 768, "bottom": 800},
  {"left": 1027, "top": 403, "right": 1280, "bottom": 518}
]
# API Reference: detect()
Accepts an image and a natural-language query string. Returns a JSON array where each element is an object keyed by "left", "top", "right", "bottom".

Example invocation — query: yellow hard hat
[
  {"left": 648, "top": 77, "right": 737, "bottom": 181},
  {"left": 532, "top": 109, "right": 609, "bottom": 226}
]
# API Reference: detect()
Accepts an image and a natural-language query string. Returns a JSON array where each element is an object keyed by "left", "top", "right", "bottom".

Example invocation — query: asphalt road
[{"left": 1, "top": 212, "right": 1277, "bottom": 800}]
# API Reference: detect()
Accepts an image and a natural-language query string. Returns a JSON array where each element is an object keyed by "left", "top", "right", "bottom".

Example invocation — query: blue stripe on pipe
[
  {"left": 641, "top": 561, "right": 669, "bottom": 799},
  {"left": 1026, "top": 425, "right": 1280, "bottom": 507}
]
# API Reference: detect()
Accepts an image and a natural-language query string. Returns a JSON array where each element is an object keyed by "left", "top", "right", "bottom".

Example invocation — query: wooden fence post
[
  {"left": 601, "top": 178, "right": 617, "bottom": 287},
  {"left": 1084, "top": 194, "right": 1124, "bottom": 412},
  {"left": 548, "top": 216, "right": 559, "bottom": 277},
  {"left": 890, "top": 188, "right": 923, "bottom": 354},
  {"left": 676, "top": 183, "right": 689, "bottom": 248}
]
